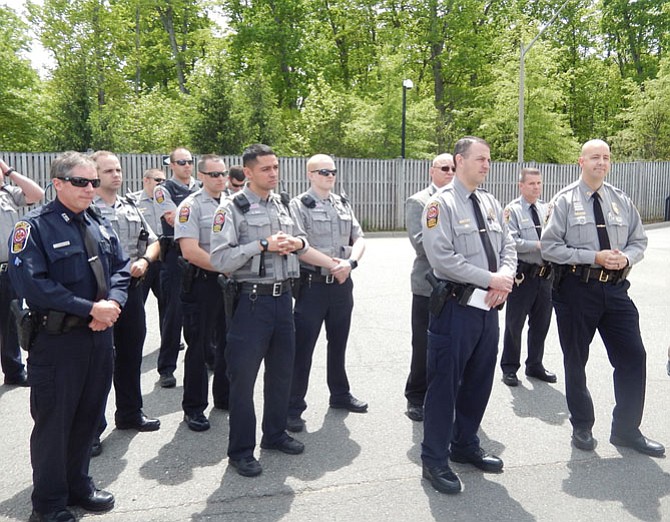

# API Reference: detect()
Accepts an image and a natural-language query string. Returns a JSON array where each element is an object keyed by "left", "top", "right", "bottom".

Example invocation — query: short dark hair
[
  {"left": 242, "top": 143, "right": 275, "bottom": 167},
  {"left": 519, "top": 167, "right": 541, "bottom": 182},
  {"left": 197, "top": 154, "right": 223, "bottom": 174},
  {"left": 453, "top": 136, "right": 490, "bottom": 159},
  {"left": 50, "top": 151, "right": 95, "bottom": 179},
  {"left": 228, "top": 165, "right": 245, "bottom": 182}
]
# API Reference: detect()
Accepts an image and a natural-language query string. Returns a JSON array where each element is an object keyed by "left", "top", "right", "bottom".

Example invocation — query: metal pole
[{"left": 401, "top": 85, "right": 408, "bottom": 159}]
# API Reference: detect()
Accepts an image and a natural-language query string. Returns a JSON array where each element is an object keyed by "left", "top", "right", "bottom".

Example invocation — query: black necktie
[
  {"left": 77, "top": 215, "right": 108, "bottom": 300},
  {"left": 529, "top": 204, "right": 542, "bottom": 239},
  {"left": 469, "top": 193, "right": 498, "bottom": 272},
  {"left": 592, "top": 192, "right": 611, "bottom": 250}
]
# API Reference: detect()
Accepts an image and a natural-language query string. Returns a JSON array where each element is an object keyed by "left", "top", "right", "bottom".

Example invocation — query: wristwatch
[
  {"left": 348, "top": 259, "right": 358, "bottom": 270},
  {"left": 259, "top": 239, "right": 269, "bottom": 252},
  {"left": 4, "top": 167, "right": 15, "bottom": 177}
]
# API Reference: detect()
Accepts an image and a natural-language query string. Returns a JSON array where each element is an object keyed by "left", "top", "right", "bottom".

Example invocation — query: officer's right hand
[{"left": 90, "top": 300, "right": 122, "bottom": 328}]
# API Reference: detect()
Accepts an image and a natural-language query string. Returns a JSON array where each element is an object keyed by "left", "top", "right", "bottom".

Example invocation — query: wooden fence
[{"left": 2, "top": 151, "right": 670, "bottom": 230}]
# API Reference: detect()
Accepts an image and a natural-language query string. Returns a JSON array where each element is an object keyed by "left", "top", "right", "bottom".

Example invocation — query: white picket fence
[{"left": 2, "top": 152, "right": 669, "bottom": 229}]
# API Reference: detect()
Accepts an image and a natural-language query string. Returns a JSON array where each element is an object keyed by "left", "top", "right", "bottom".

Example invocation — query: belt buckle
[
  {"left": 272, "top": 282, "right": 282, "bottom": 297},
  {"left": 598, "top": 270, "right": 609, "bottom": 283},
  {"left": 325, "top": 274, "right": 334, "bottom": 284},
  {"left": 0, "top": 263, "right": 7, "bottom": 273}
]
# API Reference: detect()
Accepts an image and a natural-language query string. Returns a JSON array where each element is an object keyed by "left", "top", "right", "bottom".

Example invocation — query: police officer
[
  {"left": 287, "top": 154, "right": 367, "bottom": 433},
  {"left": 131, "top": 168, "right": 166, "bottom": 331},
  {"left": 226, "top": 165, "right": 246, "bottom": 194},
  {"left": 9, "top": 152, "right": 129, "bottom": 522},
  {"left": 541, "top": 139, "right": 664, "bottom": 457},
  {"left": 153, "top": 148, "right": 199, "bottom": 388},
  {"left": 500, "top": 168, "right": 556, "bottom": 387},
  {"left": 421, "top": 137, "right": 516, "bottom": 494},
  {"left": 175, "top": 154, "right": 230, "bottom": 432},
  {"left": 0, "top": 158, "right": 44, "bottom": 386},
  {"left": 404, "top": 153, "right": 455, "bottom": 422},
  {"left": 92, "top": 151, "right": 161, "bottom": 437},
  {"left": 210, "top": 143, "right": 338, "bottom": 478}
]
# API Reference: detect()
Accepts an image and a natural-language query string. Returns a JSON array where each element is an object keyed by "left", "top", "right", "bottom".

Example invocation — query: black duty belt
[
  {"left": 0, "top": 262, "right": 8, "bottom": 273},
  {"left": 194, "top": 268, "right": 219, "bottom": 280},
  {"left": 566, "top": 264, "right": 631, "bottom": 284},
  {"left": 517, "top": 261, "right": 552, "bottom": 280},
  {"left": 37, "top": 312, "right": 90, "bottom": 333},
  {"left": 240, "top": 280, "right": 291, "bottom": 297},
  {"left": 300, "top": 271, "right": 335, "bottom": 285}
]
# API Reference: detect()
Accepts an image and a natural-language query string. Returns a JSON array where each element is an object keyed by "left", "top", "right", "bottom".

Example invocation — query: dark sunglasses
[
  {"left": 174, "top": 159, "right": 194, "bottom": 166},
  {"left": 56, "top": 176, "right": 101, "bottom": 188},
  {"left": 200, "top": 171, "right": 228, "bottom": 178},
  {"left": 230, "top": 181, "right": 245, "bottom": 188},
  {"left": 310, "top": 168, "right": 337, "bottom": 177},
  {"left": 148, "top": 177, "right": 165, "bottom": 183},
  {"left": 436, "top": 165, "right": 456, "bottom": 172}
]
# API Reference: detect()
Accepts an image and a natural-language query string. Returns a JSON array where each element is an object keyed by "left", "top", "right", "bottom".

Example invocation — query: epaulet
[
  {"left": 476, "top": 187, "right": 490, "bottom": 194},
  {"left": 338, "top": 191, "right": 350, "bottom": 206},
  {"left": 124, "top": 193, "right": 139, "bottom": 206},
  {"left": 233, "top": 192, "right": 250, "bottom": 213},
  {"left": 301, "top": 194, "right": 316, "bottom": 208}
]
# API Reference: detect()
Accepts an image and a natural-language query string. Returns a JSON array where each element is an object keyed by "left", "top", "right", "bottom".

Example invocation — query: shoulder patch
[
  {"left": 503, "top": 207, "right": 511, "bottom": 223},
  {"left": 11, "top": 221, "right": 31, "bottom": 254},
  {"left": 155, "top": 187, "right": 165, "bottom": 204},
  {"left": 179, "top": 204, "right": 191, "bottom": 224},
  {"left": 212, "top": 208, "right": 226, "bottom": 233},
  {"left": 426, "top": 201, "right": 439, "bottom": 229}
]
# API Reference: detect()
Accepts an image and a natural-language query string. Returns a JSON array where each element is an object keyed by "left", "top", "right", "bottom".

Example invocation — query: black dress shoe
[
  {"left": 330, "top": 394, "right": 368, "bottom": 413},
  {"left": 68, "top": 489, "right": 115, "bottom": 512},
  {"left": 184, "top": 413, "right": 210, "bottom": 432},
  {"left": 91, "top": 438, "right": 102, "bottom": 457},
  {"left": 572, "top": 428, "right": 596, "bottom": 451},
  {"left": 4, "top": 369, "right": 29, "bottom": 386},
  {"left": 261, "top": 435, "right": 304, "bottom": 455},
  {"left": 29, "top": 509, "right": 76, "bottom": 522},
  {"left": 610, "top": 434, "right": 665, "bottom": 457},
  {"left": 116, "top": 412, "right": 160, "bottom": 432},
  {"left": 450, "top": 447, "right": 504, "bottom": 473},
  {"left": 502, "top": 373, "right": 519, "bottom": 387},
  {"left": 229, "top": 456, "right": 262, "bottom": 477},
  {"left": 287, "top": 416, "right": 305, "bottom": 433},
  {"left": 159, "top": 372, "right": 176, "bottom": 388},
  {"left": 406, "top": 402, "right": 424, "bottom": 422},
  {"left": 422, "top": 463, "right": 462, "bottom": 494},
  {"left": 525, "top": 367, "right": 557, "bottom": 383}
]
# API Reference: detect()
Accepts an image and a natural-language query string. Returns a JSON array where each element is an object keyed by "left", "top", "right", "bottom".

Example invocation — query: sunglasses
[
  {"left": 148, "top": 177, "right": 165, "bottom": 183},
  {"left": 200, "top": 171, "right": 228, "bottom": 178},
  {"left": 56, "top": 176, "right": 101, "bottom": 188},
  {"left": 435, "top": 165, "right": 456, "bottom": 172},
  {"left": 174, "top": 159, "right": 194, "bottom": 166},
  {"left": 230, "top": 181, "right": 245, "bottom": 188},
  {"left": 310, "top": 168, "right": 337, "bottom": 177}
]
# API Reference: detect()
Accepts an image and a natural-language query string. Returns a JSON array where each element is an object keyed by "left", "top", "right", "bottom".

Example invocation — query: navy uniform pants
[
  {"left": 112, "top": 281, "right": 147, "bottom": 423},
  {"left": 141, "top": 259, "right": 164, "bottom": 337},
  {"left": 226, "top": 291, "right": 294, "bottom": 460},
  {"left": 501, "top": 275, "right": 552, "bottom": 374},
  {"left": 404, "top": 293, "right": 429, "bottom": 407},
  {"left": 157, "top": 246, "right": 183, "bottom": 376},
  {"left": 289, "top": 278, "right": 354, "bottom": 417},
  {"left": 181, "top": 273, "right": 228, "bottom": 415},
  {"left": 421, "top": 300, "right": 498, "bottom": 468},
  {"left": 0, "top": 269, "right": 24, "bottom": 380},
  {"left": 552, "top": 275, "right": 646, "bottom": 438},
  {"left": 28, "top": 327, "right": 113, "bottom": 513}
]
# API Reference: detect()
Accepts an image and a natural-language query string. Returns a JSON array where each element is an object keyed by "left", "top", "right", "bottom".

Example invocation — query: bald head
[
  {"left": 306, "top": 154, "right": 334, "bottom": 172},
  {"left": 578, "top": 139, "right": 611, "bottom": 190},
  {"left": 430, "top": 153, "right": 455, "bottom": 188},
  {"left": 581, "top": 139, "right": 610, "bottom": 157}
]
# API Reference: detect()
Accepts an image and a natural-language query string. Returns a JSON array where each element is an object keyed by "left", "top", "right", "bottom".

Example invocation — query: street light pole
[
  {"left": 518, "top": 0, "right": 570, "bottom": 163},
  {"left": 401, "top": 79, "right": 413, "bottom": 159}
]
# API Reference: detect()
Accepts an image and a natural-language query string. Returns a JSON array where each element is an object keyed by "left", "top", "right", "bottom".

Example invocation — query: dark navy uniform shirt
[{"left": 8, "top": 198, "right": 130, "bottom": 317}]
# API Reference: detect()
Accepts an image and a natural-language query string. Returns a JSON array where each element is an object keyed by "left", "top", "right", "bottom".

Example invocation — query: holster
[
  {"left": 158, "top": 236, "right": 173, "bottom": 262},
  {"left": 551, "top": 264, "right": 567, "bottom": 291},
  {"left": 217, "top": 274, "right": 239, "bottom": 320},
  {"left": 426, "top": 272, "right": 449, "bottom": 316},
  {"left": 291, "top": 276, "right": 302, "bottom": 301},
  {"left": 177, "top": 256, "right": 196, "bottom": 294},
  {"left": 10, "top": 300, "right": 37, "bottom": 351}
]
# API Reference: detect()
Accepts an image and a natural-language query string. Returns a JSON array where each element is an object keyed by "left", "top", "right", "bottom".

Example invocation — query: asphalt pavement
[{"left": 1, "top": 226, "right": 670, "bottom": 522}]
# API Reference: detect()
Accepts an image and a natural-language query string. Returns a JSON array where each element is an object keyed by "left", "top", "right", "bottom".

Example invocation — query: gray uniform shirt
[
  {"left": 407, "top": 183, "right": 438, "bottom": 297},
  {"left": 93, "top": 195, "right": 157, "bottom": 261},
  {"left": 0, "top": 185, "right": 28, "bottom": 262},
  {"left": 505, "top": 196, "right": 548, "bottom": 266},
  {"left": 174, "top": 188, "right": 220, "bottom": 255},
  {"left": 289, "top": 188, "right": 364, "bottom": 274},
  {"left": 210, "top": 187, "right": 307, "bottom": 283},
  {"left": 153, "top": 177, "right": 197, "bottom": 220},
  {"left": 130, "top": 189, "right": 162, "bottom": 237},
  {"left": 422, "top": 176, "right": 517, "bottom": 289},
  {"left": 541, "top": 179, "right": 647, "bottom": 267}
]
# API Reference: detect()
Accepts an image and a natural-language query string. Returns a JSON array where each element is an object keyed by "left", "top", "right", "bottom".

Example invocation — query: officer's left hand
[
  {"left": 130, "top": 259, "right": 149, "bottom": 278},
  {"left": 330, "top": 258, "right": 352, "bottom": 283},
  {"left": 89, "top": 318, "right": 110, "bottom": 331}
]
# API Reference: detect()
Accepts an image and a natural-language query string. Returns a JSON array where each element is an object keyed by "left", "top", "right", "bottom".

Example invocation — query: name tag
[{"left": 53, "top": 241, "right": 71, "bottom": 249}]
